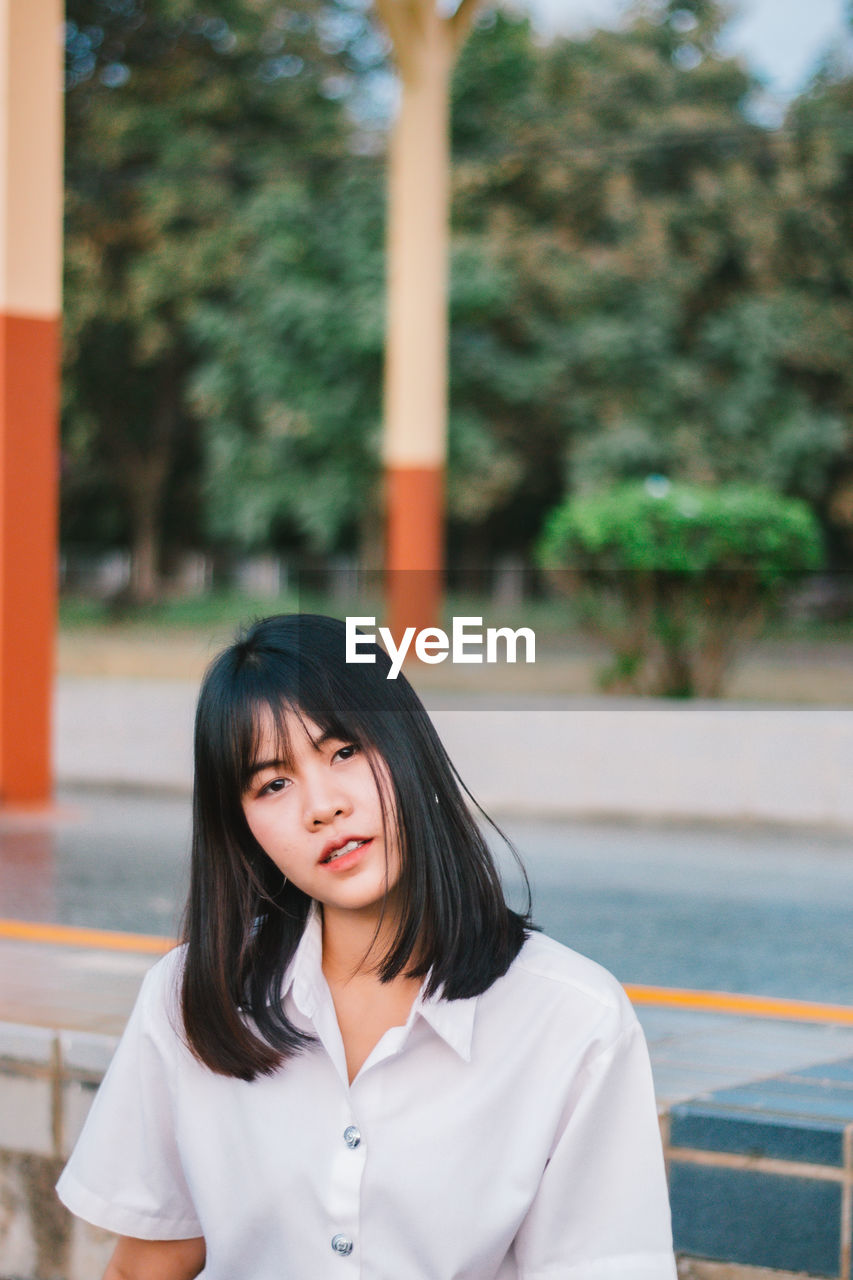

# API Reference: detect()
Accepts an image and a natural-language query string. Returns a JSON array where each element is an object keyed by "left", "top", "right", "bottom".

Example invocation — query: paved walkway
[{"left": 3, "top": 933, "right": 853, "bottom": 1108}]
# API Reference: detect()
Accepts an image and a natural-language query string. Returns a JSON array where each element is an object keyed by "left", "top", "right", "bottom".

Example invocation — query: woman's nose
[{"left": 303, "top": 774, "right": 351, "bottom": 827}]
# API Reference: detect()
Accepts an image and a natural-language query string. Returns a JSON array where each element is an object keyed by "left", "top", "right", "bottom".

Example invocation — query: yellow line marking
[
  {"left": 0, "top": 919, "right": 174, "bottom": 954},
  {"left": 624, "top": 983, "right": 853, "bottom": 1026},
  {"left": 1, "top": 920, "right": 852, "bottom": 1025}
]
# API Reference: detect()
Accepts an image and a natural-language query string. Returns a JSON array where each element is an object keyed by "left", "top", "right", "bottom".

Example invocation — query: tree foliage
[
  {"left": 450, "top": 2, "right": 852, "bottom": 561},
  {"left": 62, "top": 0, "right": 384, "bottom": 597},
  {"left": 538, "top": 480, "right": 824, "bottom": 696},
  {"left": 62, "top": 0, "right": 853, "bottom": 594},
  {"left": 190, "top": 164, "right": 386, "bottom": 556}
]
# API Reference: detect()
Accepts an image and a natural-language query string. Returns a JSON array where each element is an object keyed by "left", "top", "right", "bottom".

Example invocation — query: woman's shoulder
[
  {"left": 140, "top": 941, "right": 187, "bottom": 988},
  {"left": 514, "top": 929, "right": 626, "bottom": 999},
  {"left": 486, "top": 928, "right": 636, "bottom": 1040},
  {"left": 127, "top": 944, "right": 188, "bottom": 1036}
]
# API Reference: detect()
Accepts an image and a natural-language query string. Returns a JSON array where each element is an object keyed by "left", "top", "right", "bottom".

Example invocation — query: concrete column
[
  {"left": 0, "top": 0, "right": 64, "bottom": 805},
  {"left": 378, "top": 0, "right": 480, "bottom": 639}
]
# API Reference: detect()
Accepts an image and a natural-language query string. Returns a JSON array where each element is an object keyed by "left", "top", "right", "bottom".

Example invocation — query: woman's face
[{"left": 241, "top": 707, "right": 401, "bottom": 919}]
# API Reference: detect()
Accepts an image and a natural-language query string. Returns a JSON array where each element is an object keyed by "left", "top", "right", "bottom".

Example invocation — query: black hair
[{"left": 181, "top": 613, "right": 533, "bottom": 1080}]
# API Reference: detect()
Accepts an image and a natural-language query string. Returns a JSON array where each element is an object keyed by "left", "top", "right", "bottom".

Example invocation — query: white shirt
[{"left": 57, "top": 910, "right": 676, "bottom": 1279}]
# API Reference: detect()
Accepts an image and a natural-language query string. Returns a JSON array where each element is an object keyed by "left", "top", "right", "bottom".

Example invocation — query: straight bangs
[
  {"left": 222, "top": 647, "right": 400, "bottom": 869},
  {"left": 201, "top": 646, "right": 357, "bottom": 806},
  {"left": 234, "top": 687, "right": 353, "bottom": 800}
]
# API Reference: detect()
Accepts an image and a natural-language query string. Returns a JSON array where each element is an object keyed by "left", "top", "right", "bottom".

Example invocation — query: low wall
[
  {"left": 56, "top": 679, "right": 853, "bottom": 827},
  {"left": 667, "top": 1059, "right": 853, "bottom": 1277},
  {"left": 0, "top": 1023, "right": 115, "bottom": 1279},
  {"left": 434, "top": 704, "right": 853, "bottom": 828}
]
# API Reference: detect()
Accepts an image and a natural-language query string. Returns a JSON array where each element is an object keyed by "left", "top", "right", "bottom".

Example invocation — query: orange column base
[
  {"left": 0, "top": 312, "right": 59, "bottom": 806},
  {"left": 386, "top": 465, "right": 444, "bottom": 638}
]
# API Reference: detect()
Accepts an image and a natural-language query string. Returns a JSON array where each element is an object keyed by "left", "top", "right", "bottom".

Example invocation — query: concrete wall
[
  {"left": 435, "top": 704, "right": 853, "bottom": 827},
  {"left": 56, "top": 679, "right": 853, "bottom": 827},
  {"left": 0, "top": 1023, "right": 115, "bottom": 1279}
]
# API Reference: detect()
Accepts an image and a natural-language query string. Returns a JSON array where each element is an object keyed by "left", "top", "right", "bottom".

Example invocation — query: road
[
  {"left": 2, "top": 787, "right": 851, "bottom": 1004},
  {"left": 491, "top": 815, "right": 853, "bottom": 1003}
]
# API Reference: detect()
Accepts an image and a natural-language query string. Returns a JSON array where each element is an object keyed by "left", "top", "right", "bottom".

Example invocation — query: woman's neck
[
  {"left": 320, "top": 902, "right": 404, "bottom": 986},
  {"left": 319, "top": 901, "right": 423, "bottom": 1084}
]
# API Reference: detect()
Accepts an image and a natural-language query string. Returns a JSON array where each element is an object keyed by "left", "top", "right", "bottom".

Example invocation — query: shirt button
[
  {"left": 331, "top": 1234, "right": 353, "bottom": 1256},
  {"left": 343, "top": 1125, "right": 361, "bottom": 1148}
]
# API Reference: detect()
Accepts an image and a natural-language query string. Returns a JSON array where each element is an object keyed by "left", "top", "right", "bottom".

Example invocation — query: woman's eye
[
  {"left": 334, "top": 743, "right": 359, "bottom": 762},
  {"left": 258, "top": 777, "right": 289, "bottom": 797}
]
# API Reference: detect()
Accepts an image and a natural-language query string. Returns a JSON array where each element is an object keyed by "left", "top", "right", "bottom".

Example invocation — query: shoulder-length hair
[{"left": 181, "top": 613, "right": 532, "bottom": 1080}]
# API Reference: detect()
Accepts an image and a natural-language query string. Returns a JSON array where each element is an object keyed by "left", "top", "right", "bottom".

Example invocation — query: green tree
[
  {"left": 189, "top": 163, "right": 386, "bottom": 561},
  {"left": 64, "top": 0, "right": 853, "bottom": 588},
  {"left": 448, "top": 3, "right": 850, "bottom": 562},
  {"left": 62, "top": 0, "right": 381, "bottom": 599},
  {"left": 769, "top": 55, "right": 853, "bottom": 563}
]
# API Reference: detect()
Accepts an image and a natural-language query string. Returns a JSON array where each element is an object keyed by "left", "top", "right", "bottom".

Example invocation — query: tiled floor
[
  {"left": 637, "top": 1006, "right": 853, "bottom": 1105},
  {"left": 667, "top": 1050, "right": 853, "bottom": 1277}
]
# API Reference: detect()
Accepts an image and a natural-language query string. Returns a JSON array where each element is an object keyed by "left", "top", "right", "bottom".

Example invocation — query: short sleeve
[
  {"left": 56, "top": 953, "right": 204, "bottom": 1240},
  {"left": 511, "top": 1016, "right": 677, "bottom": 1280}
]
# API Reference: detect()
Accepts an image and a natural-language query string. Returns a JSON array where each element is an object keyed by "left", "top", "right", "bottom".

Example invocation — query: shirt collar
[
  {"left": 413, "top": 984, "right": 477, "bottom": 1062},
  {"left": 286, "top": 903, "right": 324, "bottom": 1020},
  {"left": 283, "top": 903, "right": 477, "bottom": 1062}
]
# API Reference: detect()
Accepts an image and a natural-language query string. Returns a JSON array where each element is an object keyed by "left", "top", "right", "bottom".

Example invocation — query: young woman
[{"left": 57, "top": 613, "right": 676, "bottom": 1279}]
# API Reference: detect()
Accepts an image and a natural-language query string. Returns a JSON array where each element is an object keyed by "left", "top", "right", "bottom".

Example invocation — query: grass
[
  {"left": 58, "top": 586, "right": 853, "bottom": 645},
  {"left": 58, "top": 589, "right": 585, "bottom": 643},
  {"left": 56, "top": 588, "right": 853, "bottom": 703}
]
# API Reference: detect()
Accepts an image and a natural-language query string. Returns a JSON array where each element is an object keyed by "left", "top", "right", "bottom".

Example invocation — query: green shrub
[{"left": 537, "top": 481, "right": 823, "bottom": 697}]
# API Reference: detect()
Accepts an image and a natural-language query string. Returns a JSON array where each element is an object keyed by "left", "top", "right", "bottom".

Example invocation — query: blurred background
[
  {"left": 36, "top": 0, "right": 853, "bottom": 994},
  {"left": 58, "top": 0, "right": 853, "bottom": 706}
]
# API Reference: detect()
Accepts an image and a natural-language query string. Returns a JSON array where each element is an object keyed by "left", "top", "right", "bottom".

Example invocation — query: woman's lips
[{"left": 320, "top": 838, "right": 372, "bottom": 871}]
